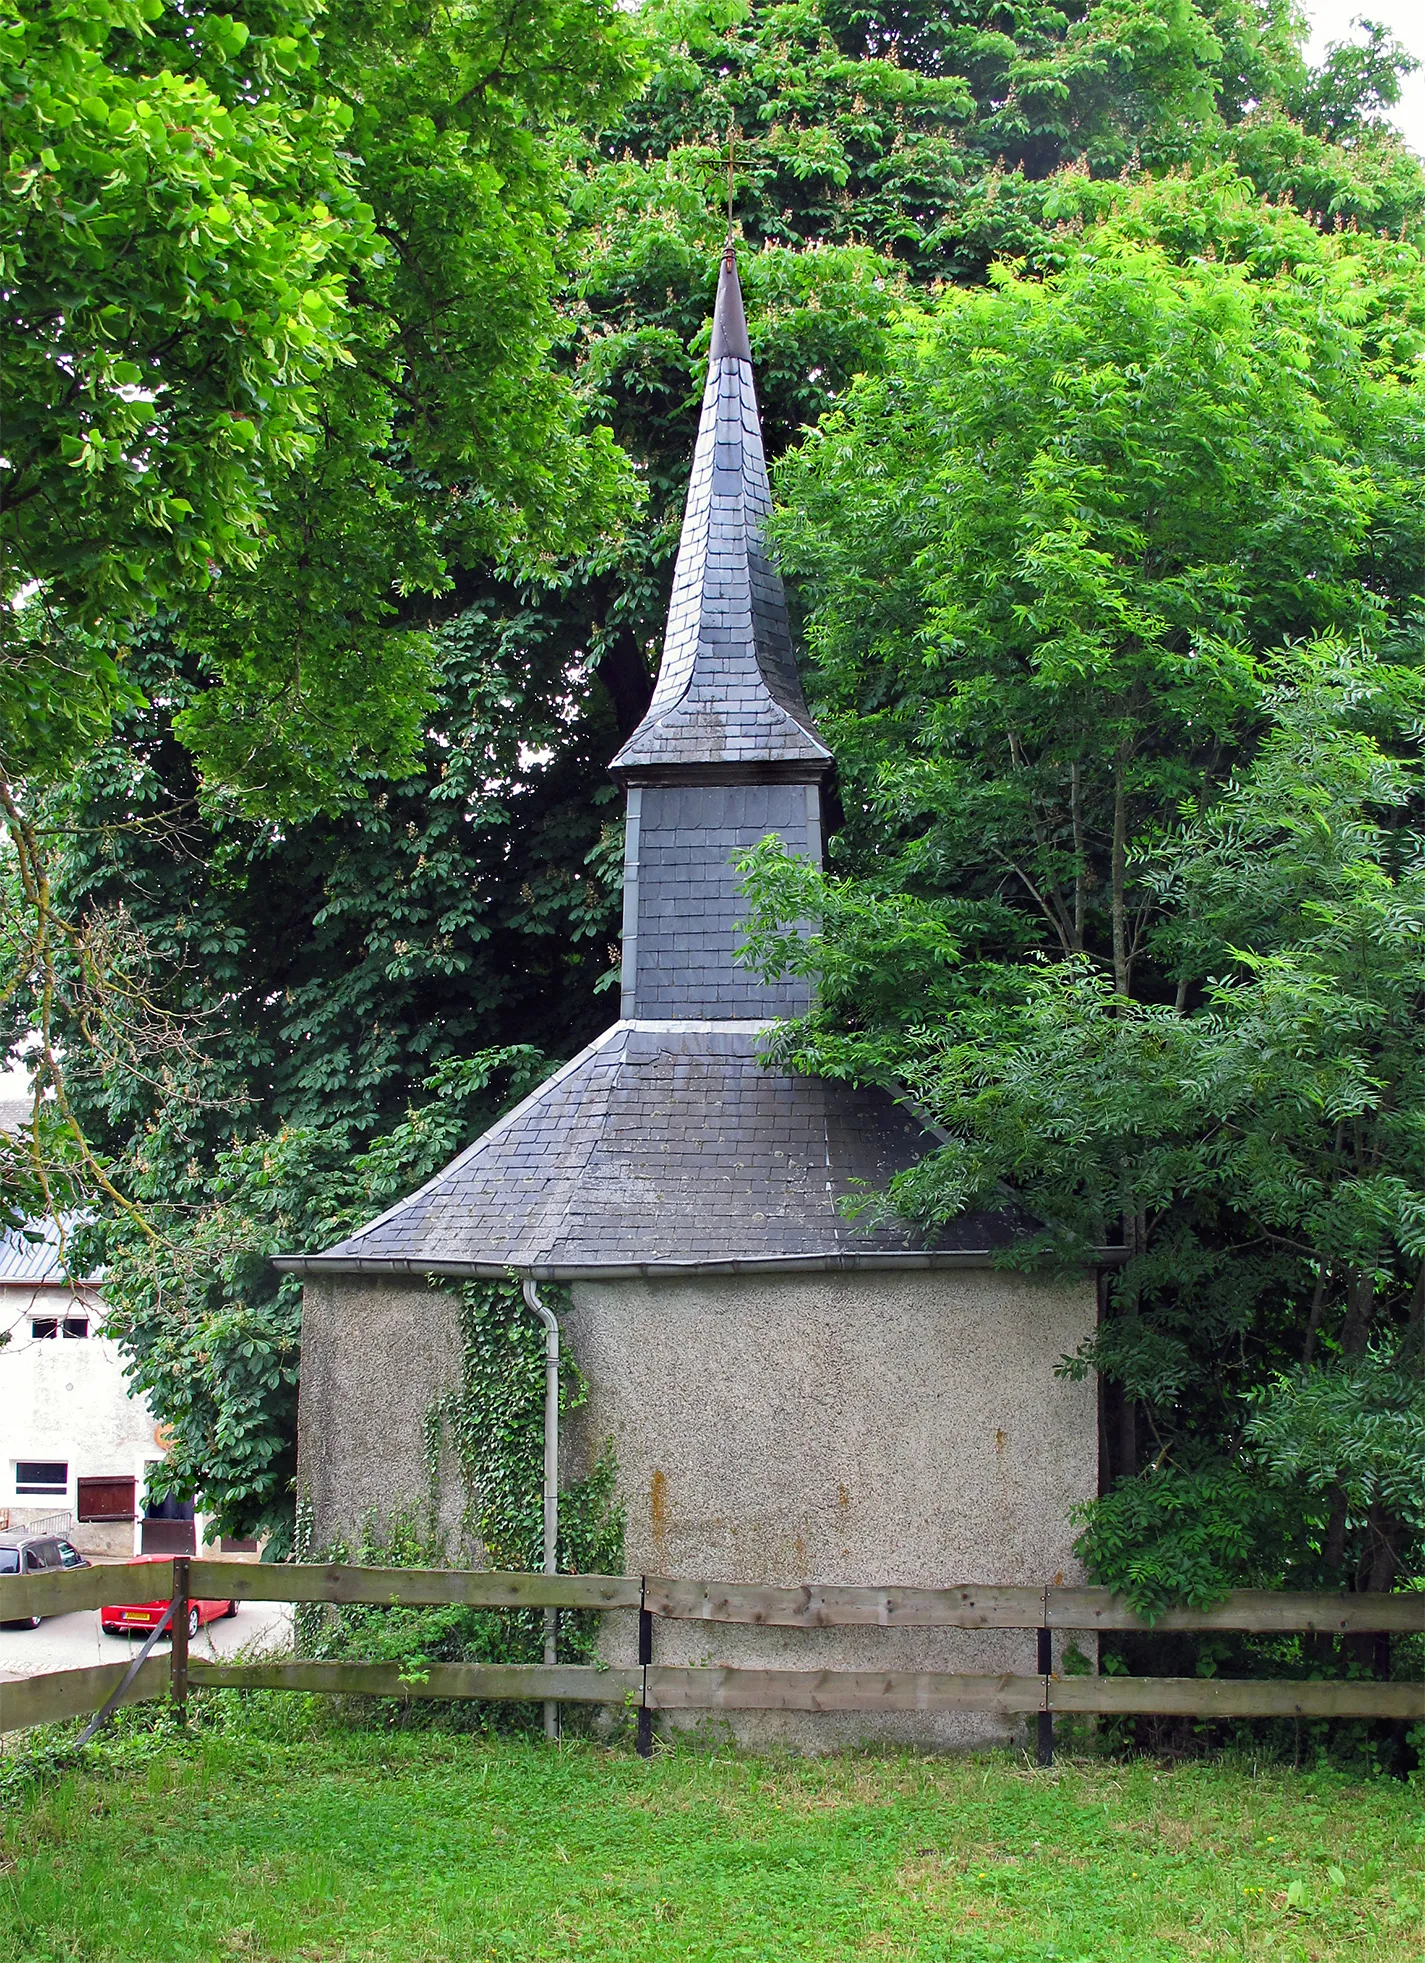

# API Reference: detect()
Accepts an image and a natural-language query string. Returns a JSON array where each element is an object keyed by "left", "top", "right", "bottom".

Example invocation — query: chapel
[{"left": 283, "top": 247, "right": 1099, "bottom": 1745}]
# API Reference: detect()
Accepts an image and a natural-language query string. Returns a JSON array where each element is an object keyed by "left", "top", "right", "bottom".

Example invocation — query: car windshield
[
  {"left": 0, "top": 1549, "right": 17, "bottom": 1574},
  {"left": 57, "top": 1541, "right": 85, "bottom": 1568}
]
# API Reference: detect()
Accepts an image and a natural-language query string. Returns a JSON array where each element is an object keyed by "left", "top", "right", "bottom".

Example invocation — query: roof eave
[{"left": 274, "top": 1247, "right": 1128, "bottom": 1280}]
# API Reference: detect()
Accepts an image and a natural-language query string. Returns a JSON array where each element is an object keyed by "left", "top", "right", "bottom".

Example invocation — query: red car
[{"left": 101, "top": 1555, "right": 237, "bottom": 1640}]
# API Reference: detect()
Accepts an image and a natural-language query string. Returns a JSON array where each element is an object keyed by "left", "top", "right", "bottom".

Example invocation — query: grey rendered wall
[
  {"left": 564, "top": 1267, "right": 1098, "bottom": 1751},
  {"left": 296, "top": 1274, "right": 465, "bottom": 1554}
]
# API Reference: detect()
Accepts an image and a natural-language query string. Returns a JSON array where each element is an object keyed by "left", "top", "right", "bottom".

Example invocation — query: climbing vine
[{"left": 426, "top": 1279, "right": 623, "bottom": 1576}]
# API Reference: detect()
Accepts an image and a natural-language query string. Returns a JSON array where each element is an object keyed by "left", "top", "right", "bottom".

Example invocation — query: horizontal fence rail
[
  {"left": 0, "top": 1559, "right": 176, "bottom": 1622},
  {"left": 2, "top": 1562, "right": 1421, "bottom": 1743},
  {"left": 0, "top": 1657, "right": 168, "bottom": 1736},
  {"left": 187, "top": 1661, "right": 644, "bottom": 1705},
  {"left": 185, "top": 1562, "right": 642, "bottom": 1612},
  {"left": 641, "top": 1578, "right": 1425, "bottom": 1635}
]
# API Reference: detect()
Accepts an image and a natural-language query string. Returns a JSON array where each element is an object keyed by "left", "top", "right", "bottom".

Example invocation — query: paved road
[{"left": 0, "top": 1597, "right": 292, "bottom": 1679}]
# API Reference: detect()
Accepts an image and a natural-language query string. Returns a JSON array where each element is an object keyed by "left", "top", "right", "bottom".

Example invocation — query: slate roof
[
  {"left": 0, "top": 1104, "right": 92, "bottom": 1285},
  {"left": 610, "top": 249, "right": 831, "bottom": 779},
  {"left": 277, "top": 1023, "right": 1028, "bottom": 1279},
  {"left": 0, "top": 1213, "right": 93, "bottom": 1287},
  {"left": 0, "top": 1099, "right": 32, "bottom": 1136}
]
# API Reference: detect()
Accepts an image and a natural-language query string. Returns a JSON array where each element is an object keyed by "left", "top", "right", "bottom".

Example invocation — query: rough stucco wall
[
  {"left": 297, "top": 1264, "right": 1097, "bottom": 1749},
  {"left": 297, "top": 1274, "right": 464, "bottom": 1553},
  {"left": 563, "top": 1268, "right": 1098, "bottom": 1751}
]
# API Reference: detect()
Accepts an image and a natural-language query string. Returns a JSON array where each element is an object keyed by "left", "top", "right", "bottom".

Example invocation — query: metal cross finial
[{"left": 726, "top": 119, "right": 736, "bottom": 245}]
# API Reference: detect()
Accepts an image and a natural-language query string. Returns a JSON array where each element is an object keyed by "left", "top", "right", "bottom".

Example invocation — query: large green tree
[
  {"left": 2, "top": 0, "right": 643, "bottom": 1210},
  {"left": 3, "top": 0, "right": 642, "bottom": 798},
  {"left": 743, "top": 178, "right": 1425, "bottom": 1608}
]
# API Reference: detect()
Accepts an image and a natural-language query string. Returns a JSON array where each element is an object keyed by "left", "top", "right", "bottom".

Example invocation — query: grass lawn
[{"left": 2, "top": 1716, "right": 1422, "bottom": 1961}]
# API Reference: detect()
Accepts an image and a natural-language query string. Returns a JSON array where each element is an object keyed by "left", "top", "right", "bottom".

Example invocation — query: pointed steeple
[{"left": 611, "top": 247, "right": 832, "bottom": 780}]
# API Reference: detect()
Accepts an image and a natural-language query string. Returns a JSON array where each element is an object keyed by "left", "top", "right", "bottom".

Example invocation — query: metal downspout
[{"left": 522, "top": 1277, "right": 560, "bottom": 1742}]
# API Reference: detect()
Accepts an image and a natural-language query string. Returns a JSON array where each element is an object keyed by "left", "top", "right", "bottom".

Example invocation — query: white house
[{"left": 0, "top": 1103, "right": 167, "bottom": 1556}]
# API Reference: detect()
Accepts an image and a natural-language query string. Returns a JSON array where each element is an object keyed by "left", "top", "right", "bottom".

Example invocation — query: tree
[
  {"left": 743, "top": 173, "right": 1425, "bottom": 1601},
  {"left": 2, "top": 0, "right": 361, "bottom": 779},
  {"left": 3, "top": 0, "right": 644, "bottom": 801},
  {"left": 769, "top": 171, "right": 1425, "bottom": 994},
  {"left": 1, "top": 0, "right": 645, "bottom": 1214}
]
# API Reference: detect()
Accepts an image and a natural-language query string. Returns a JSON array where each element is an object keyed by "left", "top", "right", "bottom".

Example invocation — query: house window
[
  {"left": 15, "top": 1460, "right": 68, "bottom": 1494},
  {"left": 63, "top": 1316, "right": 88, "bottom": 1339},
  {"left": 30, "top": 1319, "right": 58, "bottom": 1340},
  {"left": 29, "top": 1316, "right": 87, "bottom": 1339}
]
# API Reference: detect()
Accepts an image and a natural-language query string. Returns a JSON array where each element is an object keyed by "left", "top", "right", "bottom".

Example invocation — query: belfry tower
[{"left": 286, "top": 250, "right": 1099, "bottom": 1747}]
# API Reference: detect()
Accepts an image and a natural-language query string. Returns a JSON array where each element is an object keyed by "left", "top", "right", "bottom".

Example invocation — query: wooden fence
[{"left": 2, "top": 1560, "right": 1421, "bottom": 1759}]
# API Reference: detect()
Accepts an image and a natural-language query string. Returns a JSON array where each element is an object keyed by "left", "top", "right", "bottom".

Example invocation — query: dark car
[{"left": 0, "top": 1528, "right": 91, "bottom": 1628}]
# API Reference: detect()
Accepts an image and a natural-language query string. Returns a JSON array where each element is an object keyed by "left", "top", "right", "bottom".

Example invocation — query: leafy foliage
[
  {"left": 427, "top": 1281, "right": 624, "bottom": 1577},
  {"left": 1071, "top": 1460, "right": 1303, "bottom": 1621},
  {"left": 1246, "top": 1351, "right": 1425, "bottom": 1573},
  {"left": 87, "top": 1050, "right": 554, "bottom": 1545},
  {"left": 3, "top": 0, "right": 645, "bottom": 805},
  {"left": 3, "top": 0, "right": 360, "bottom": 658}
]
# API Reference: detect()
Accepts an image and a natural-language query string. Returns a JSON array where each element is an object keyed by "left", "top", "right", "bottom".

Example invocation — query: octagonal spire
[{"left": 610, "top": 247, "right": 831, "bottom": 780}]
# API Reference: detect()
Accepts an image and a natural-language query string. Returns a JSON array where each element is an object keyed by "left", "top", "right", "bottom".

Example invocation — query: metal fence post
[
  {"left": 636, "top": 1578, "right": 654, "bottom": 1759},
  {"left": 170, "top": 1555, "right": 190, "bottom": 1724},
  {"left": 1036, "top": 1623, "right": 1053, "bottom": 1766}
]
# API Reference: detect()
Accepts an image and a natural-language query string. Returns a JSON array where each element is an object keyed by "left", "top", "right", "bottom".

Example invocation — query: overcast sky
[{"left": 1303, "top": 0, "right": 1425, "bottom": 154}]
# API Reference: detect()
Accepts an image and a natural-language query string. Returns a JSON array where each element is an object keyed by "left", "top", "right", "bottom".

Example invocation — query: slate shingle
[{"left": 292, "top": 1024, "right": 1028, "bottom": 1277}]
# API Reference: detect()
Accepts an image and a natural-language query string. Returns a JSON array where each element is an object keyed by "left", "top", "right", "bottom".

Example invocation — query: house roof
[
  {"left": 610, "top": 248, "right": 831, "bottom": 780},
  {"left": 275, "top": 1022, "right": 1032, "bottom": 1280},
  {"left": 0, "top": 1212, "right": 90, "bottom": 1287},
  {"left": 0, "top": 1099, "right": 32, "bottom": 1136}
]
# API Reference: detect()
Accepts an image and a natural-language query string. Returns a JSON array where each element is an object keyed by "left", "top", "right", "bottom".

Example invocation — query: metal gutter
[
  {"left": 273, "top": 1247, "right": 1129, "bottom": 1280},
  {"left": 522, "top": 1278, "right": 561, "bottom": 1744}
]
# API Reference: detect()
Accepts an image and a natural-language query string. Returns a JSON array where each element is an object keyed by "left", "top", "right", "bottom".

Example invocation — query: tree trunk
[
  {"left": 1349, "top": 1505, "right": 1401, "bottom": 1675},
  {"left": 1070, "top": 759, "right": 1086, "bottom": 953},
  {"left": 1118, "top": 1382, "right": 1138, "bottom": 1480},
  {"left": 1408, "top": 1263, "right": 1425, "bottom": 1354},
  {"left": 1340, "top": 1270, "right": 1374, "bottom": 1358},
  {"left": 595, "top": 630, "right": 654, "bottom": 741},
  {"left": 1319, "top": 1273, "right": 1375, "bottom": 1587},
  {"left": 1323, "top": 1491, "right": 1349, "bottom": 1580},
  {"left": 1111, "top": 742, "right": 1130, "bottom": 998},
  {"left": 1301, "top": 1263, "right": 1330, "bottom": 1368}
]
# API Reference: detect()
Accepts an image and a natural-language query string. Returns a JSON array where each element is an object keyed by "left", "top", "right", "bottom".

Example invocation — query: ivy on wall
[{"left": 425, "top": 1279, "right": 623, "bottom": 1577}]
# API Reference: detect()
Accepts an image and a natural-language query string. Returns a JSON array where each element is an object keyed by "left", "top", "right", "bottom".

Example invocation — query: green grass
[{"left": 2, "top": 1713, "right": 1422, "bottom": 1961}]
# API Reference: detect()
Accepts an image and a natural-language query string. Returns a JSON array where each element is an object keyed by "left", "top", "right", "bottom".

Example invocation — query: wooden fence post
[
  {"left": 637, "top": 1577, "right": 654, "bottom": 1759},
  {"left": 170, "top": 1556, "right": 190, "bottom": 1724},
  {"left": 1036, "top": 1624, "right": 1053, "bottom": 1766}
]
